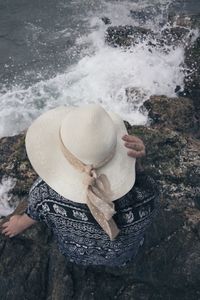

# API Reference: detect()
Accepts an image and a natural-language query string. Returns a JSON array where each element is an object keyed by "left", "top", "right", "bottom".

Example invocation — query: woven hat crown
[{"left": 60, "top": 104, "right": 117, "bottom": 166}]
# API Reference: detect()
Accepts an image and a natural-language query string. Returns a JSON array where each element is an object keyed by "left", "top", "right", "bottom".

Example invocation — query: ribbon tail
[
  {"left": 96, "top": 174, "right": 113, "bottom": 197},
  {"left": 86, "top": 197, "right": 120, "bottom": 241},
  {"left": 91, "top": 185, "right": 113, "bottom": 205},
  {"left": 88, "top": 189, "right": 115, "bottom": 220}
]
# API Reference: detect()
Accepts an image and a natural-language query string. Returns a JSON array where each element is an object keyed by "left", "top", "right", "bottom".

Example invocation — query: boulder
[
  {"left": 168, "top": 14, "right": 193, "bottom": 28},
  {"left": 167, "top": 14, "right": 200, "bottom": 114},
  {"left": 101, "top": 17, "right": 111, "bottom": 25},
  {"left": 184, "top": 37, "right": 200, "bottom": 111},
  {"left": 143, "top": 95, "right": 200, "bottom": 137},
  {"left": 0, "top": 94, "right": 200, "bottom": 299},
  {"left": 105, "top": 24, "right": 193, "bottom": 51},
  {"left": 105, "top": 25, "right": 155, "bottom": 48},
  {"left": 158, "top": 27, "right": 192, "bottom": 48},
  {"left": 130, "top": 7, "right": 160, "bottom": 25},
  {"left": 0, "top": 132, "right": 37, "bottom": 197}
]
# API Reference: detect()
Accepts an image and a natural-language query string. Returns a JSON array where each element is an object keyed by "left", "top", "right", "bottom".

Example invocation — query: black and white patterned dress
[{"left": 25, "top": 172, "right": 159, "bottom": 267}]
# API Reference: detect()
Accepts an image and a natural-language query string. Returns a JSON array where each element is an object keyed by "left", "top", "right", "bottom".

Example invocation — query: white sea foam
[
  {"left": 0, "top": 0, "right": 195, "bottom": 138},
  {"left": 0, "top": 177, "right": 16, "bottom": 217}
]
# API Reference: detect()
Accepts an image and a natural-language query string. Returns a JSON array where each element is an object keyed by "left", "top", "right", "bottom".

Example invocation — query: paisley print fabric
[{"left": 25, "top": 172, "right": 159, "bottom": 267}]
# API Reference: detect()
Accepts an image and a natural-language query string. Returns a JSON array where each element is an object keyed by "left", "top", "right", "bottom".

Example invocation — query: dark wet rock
[
  {"left": 101, "top": 17, "right": 111, "bottom": 25},
  {"left": 0, "top": 224, "right": 52, "bottom": 300},
  {"left": 168, "top": 14, "right": 193, "bottom": 28},
  {"left": 131, "top": 126, "right": 200, "bottom": 189},
  {"left": 166, "top": 14, "right": 200, "bottom": 114},
  {"left": 184, "top": 36, "right": 200, "bottom": 111},
  {"left": 167, "top": 13, "right": 200, "bottom": 30},
  {"left": 105, "top": 25, "right": 155, "bottom": 48},
  {"left": 129, "top": 6, "right": 164, "bottom": 26},
  {"left": 159, "top": 26, "right": 192, "bottom": 47},
  {"left": 191, "top": 13, "right": 200, "bottom": 29},
  {"left": 0, "top": 132, "right": 37, "bottom": 197},
  {"left": 143, "top": 95, "right": 200, "bottom": 137},
  {"left": 105, "top": 24, "right": 193, "bottom": 52},
  {"left": 175, "top": 85, "right": 181, "bottom": 93},
  {"left": 130, "top": 9, "right": 154, "bottom": 24},
  {"left": 0, "top": 94, "right": 200, "bottom": 299}
]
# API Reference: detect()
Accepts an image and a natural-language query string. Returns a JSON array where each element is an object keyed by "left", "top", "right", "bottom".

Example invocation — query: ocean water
[{"left": 0, "top": 0, "right": 199, "bottom": 216}]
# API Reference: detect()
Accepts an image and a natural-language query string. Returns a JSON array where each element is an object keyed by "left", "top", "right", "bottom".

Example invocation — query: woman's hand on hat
[{"left": 122, "top": 134, "right": 146, "bottom": 158}]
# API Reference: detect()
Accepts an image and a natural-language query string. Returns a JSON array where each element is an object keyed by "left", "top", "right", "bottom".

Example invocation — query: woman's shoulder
[
  {"left": 134, "top": 171, "right": 159, "bottom": 193},
  {"left": 28, "top": 177, "right": 50, "bottom": 202},
  {"left": 29, "top": 177, "right": 44, "bottom": 193},
  {"left": 29, "top": 178, "right": 86, "bottom": 209},
  {"left": 115, "top": 171, "right": 159, "bottom": 208}
]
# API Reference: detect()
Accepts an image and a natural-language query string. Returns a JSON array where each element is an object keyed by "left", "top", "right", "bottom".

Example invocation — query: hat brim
[{"left": 25, "top": 106, "right": 136, "bottom": 203}]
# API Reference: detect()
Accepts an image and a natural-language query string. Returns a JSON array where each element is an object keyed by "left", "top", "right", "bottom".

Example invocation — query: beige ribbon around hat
[{"left": 59, "top": 130, "right": 120, "bottom": 241}]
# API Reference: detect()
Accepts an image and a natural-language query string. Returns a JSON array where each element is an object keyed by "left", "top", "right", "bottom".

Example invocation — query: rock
[
  {"left": 168, "top": 14, "right": 193, "bottom": 28},
  {"left": 105, "top": 24, "right": 193, "bottom": 52},
  {"left": 159, "top": 27, "right": 192, "bottom": 48},
  {"left": 0, "top": 132, "right": 37, "bottom": 197},
  {"left": 0, "top": 96, "right": 200, "bottom": 299},
  {"left": 143, "top": 95, "right": 200, "bottom": 137},
  {"left": 184, "top": 37, "right": 200, "bottom": 112},
  {"left": 105, "top": 25, "right": 155, "bottom": 48},
  {"left": 129, "top": 6, "right": 164, "bottom": 26},
  {"left": 168, "top": 14, "right": 200, "bottom": 115},
  {"left": 191, "top": 13, "right": 200, "bottom": 29},
  {"left": 130, "top": 9, "right": 154, "bottom": 24},
  {"left": 168, "top": 13, "right": 200, "bottom": 30},
  {"left": 101, "top": 17, "right": 111, "bottom": 25}
]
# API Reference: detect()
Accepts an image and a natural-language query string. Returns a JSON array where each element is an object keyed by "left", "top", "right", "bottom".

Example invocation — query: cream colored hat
[{"left": 25, "top": 104, "right": 136, "bottom": 240}]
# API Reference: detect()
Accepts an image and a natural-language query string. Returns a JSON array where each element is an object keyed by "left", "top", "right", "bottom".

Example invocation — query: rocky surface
[
  {"left": 0, "top": 10, "right": 200, "bottom": 300},
  {"left": 105, "top": 25, "right": 155, "bottom": 48},
  {"left": 184, "top": 36, "right": 200, "bottom": 110},
  {"left": 0, "top": 94, "right": 200, "bottom": 300},
  {"left": 105, "top": 24, "right": 193, "bottom": 51},
  {"left": 143, "top": 95, "right": 200, "bottom": 137}
]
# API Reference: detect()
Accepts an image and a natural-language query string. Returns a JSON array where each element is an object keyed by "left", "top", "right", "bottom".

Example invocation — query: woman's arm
[{"left": 1, "top": 213, "right": 37, "bottom": 238}]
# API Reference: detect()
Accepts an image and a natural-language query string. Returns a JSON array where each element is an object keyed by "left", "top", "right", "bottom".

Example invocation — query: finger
[
  {"left": 1, "top": 228, "right": 10, "bottom": 234},
  {"left": 1, "top": 222, "right": 10, "bottom": 228},
  {"left": 124, "top": 142, "right": 144, "bottom": 151},
  {"left": 9, "top": 234, "right": 15, "bottom": 238},
  {"left": 122, "top": 134, "right": 144, "bottom": 144},
  {"left": 4, "top": 231, "right": 12, "bottom": 236},
  {"left": 122, "top": 134, "right": 139, "bottom": 142},
  {"left": 127, "top": 150, "right": 146, "bottom": 158}
]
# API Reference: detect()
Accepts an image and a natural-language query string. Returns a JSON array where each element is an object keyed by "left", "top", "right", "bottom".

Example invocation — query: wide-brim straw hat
[{"left": 25, "top": 104, "right": 136, "bottom": 204}]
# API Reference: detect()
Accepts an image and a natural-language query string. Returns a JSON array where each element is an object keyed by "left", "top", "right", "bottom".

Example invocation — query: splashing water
[
  {"left": 0, "top": 177, "right": 16, "bottom": 217},
  {"left": 0, "top": 0, "right": 197, "bottom": 138}
]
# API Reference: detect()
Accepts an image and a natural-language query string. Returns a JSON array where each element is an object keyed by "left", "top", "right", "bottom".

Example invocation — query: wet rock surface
[
  {"left": 184, "top": 37, "right": 200, "bottom": 109},
  {"left": 105, "top": 24, "right": 193, "bottom": 51},
  {"left": 0, "top": 93, "right": 200, "bottom": 300},
  {"left": 0, "top": 7, "right": 200, "bottom": 300},
  {"left": 105, "top": 25, "right": 154, "bottom": 48},
  {"left": 143, "top": 95, "right": 200, "bottom": 137}
]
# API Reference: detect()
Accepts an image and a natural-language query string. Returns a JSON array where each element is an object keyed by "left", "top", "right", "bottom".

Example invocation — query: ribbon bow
[
  {"left": 83, "top": 165, "right": 120, "bottom": 240},
  {"left": 59, "top": 131, "right": 120, "bottom": 240}
]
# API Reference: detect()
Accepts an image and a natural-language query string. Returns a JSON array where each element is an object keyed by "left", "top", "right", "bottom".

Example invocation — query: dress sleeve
[
  {"left": 24, "top": 178, "right": 43, "bottom": 222},
  {"left": 132, "top": 171, "right": 160, "bottom": 210}
]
